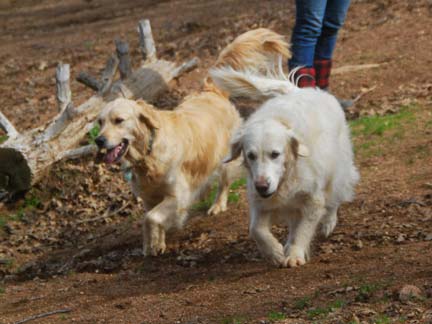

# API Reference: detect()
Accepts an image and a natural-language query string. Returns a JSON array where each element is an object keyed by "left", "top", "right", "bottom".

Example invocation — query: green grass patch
[
  {"left": 0, "top": 193, "right": 40, "bottom": 229},
  {"left": 0, "top": 286, "right": 5, "bottom": 294},
  {"left": 24, "top": 194, "right": 41, "bottom": 208},
  {"left": 0, "top": 135, "right": 8, "bottom": 144},
  {"left": 221, "top": 316, "right": 247, "bottom": 324},
  {"left": 88, "top": 124, "right": 100, "bottom": 144},
  {"left": 192, "top": 178, "right": 246, "bottom": 211},
  {"left": 294, "top": 296, "right": 312, "bottom": 310},
  {"left": 350, "top": 104, "right": 417, "bottom": 158},
  {"left": 0, "top": 214, "right": 7, "bottom": 230},
  {"left": 267, "top": 311, "right": 286, "bottom": 321},
  {"left": 350, "top": 105, "right": 416, "bottom": 138},
  {"left": 356, "top": 283, "right": 381, "bottom": 302},
  {"left": 307, "top": 300, "right": 345, "bottom": 320},
  {"left": 229, "top": 178, "right": 247, "bottom": 190},
  {"left": 192, "top": 183, "right": 218, "bottom": 211},
  {"left": 374, "top": 314, "right": 391, "bottom": 324},
  {"left": 9, "top": 208, "right": 25, "bottom": 222}
]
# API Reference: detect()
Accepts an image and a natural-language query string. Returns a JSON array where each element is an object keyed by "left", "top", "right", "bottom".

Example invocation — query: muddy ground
[{"left": 0, "top": 0, "right": 432, "bottom": 323}]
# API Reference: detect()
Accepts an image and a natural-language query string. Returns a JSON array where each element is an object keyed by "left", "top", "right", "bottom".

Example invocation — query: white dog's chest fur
[{"left": 252, "top": 188, "right": 309, "bottom": 225}]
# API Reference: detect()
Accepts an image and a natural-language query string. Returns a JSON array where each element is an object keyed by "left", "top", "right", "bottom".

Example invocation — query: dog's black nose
[
  {"left": 95, "top": 136, "right": 107, "bottom": 148},
  {"left": 255, "top": 182, "right": 269, "bottom": 196}
]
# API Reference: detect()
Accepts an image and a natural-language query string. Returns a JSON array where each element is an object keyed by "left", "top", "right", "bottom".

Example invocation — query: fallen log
[{"left": 0, "top": 19, "right": 198, "bottom": 197}]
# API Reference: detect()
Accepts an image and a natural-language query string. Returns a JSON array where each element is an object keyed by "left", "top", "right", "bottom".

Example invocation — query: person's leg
[
  {"left": 314, "top": 0, "right": 351, "bottom": 89},
  {"left": 289, "top": 0, "right": 327, "bottom": 87}
]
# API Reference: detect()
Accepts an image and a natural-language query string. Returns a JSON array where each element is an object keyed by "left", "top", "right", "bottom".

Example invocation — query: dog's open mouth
[{"left": 101, "top": 139, "right": 129, "bottom": 164}]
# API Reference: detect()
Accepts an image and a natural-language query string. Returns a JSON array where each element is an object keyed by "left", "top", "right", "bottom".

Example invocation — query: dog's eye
[
  {"left": 247, "top": 152, "right": 257, "bottom": 161},
  {"left": 114, "top": 118, "right": 124, "bottom": 125},
  {"left": 270, "top": 151, "right": 280, "bottom": 159}
]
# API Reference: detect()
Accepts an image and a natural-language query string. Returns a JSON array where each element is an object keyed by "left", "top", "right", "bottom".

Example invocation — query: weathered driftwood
[{"left": 0, "top": 19, "right": 198, "bottom": 196}]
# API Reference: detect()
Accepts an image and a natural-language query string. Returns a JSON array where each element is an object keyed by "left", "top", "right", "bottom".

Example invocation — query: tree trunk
[{"left": 0, "top": 19, "right": 198, "bottom": 197}]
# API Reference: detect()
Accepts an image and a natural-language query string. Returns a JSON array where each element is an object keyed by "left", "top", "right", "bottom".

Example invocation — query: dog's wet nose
[
  {"left": 95, "top": 136, "right": 107, "bottom": 149},
  {"left": 255, "top": 179, "right": 269, "bottom": 196}
]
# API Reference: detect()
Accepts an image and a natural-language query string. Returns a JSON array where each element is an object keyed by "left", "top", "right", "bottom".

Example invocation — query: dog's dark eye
[
  {"left": 270, "top": 151, "right": 280, "bottom": 159},
  {"left": 247, "top": 152, "right": 257, "bottom": 161},
  {"left": 114, "top": 118, "right": 124, "bottom": 125}
]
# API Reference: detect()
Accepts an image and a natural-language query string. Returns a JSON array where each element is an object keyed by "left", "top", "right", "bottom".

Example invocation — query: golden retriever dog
[{"left": 95, "top": 28, "right": 290, "bottom": 257}]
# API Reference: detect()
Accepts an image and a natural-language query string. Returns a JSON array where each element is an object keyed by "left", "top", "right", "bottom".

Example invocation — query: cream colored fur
[
  {"left": 97, "top": 28, "right": 290, "bottom": 256},
  {"left": 212, "top": 64, "right": 359, "bottom": 267}
]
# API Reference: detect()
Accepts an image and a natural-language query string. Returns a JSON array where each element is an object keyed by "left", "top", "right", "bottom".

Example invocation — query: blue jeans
[{"left": 289, "top": 0, "right": 351, "bottom": 69}]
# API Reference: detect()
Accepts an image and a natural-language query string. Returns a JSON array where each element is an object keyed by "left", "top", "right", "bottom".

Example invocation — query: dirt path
[{"left": 1, "top": 1, "right": 432, "bottom": 323}]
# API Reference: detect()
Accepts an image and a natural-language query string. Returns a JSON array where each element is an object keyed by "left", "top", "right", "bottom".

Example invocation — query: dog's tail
[
  {"left": 210, "top": 57, "right": 298, "bottom": 100},
  {"left": 204, "top": 28, "right": 291, "bottom": 94},
  {"left": 214, "top": 28, "right": 291, "bottom": 71}
]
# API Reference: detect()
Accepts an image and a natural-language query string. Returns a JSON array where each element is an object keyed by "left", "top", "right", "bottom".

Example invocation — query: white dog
[{"left": 210, "top": 65, "right": 359, "bottom": 267}]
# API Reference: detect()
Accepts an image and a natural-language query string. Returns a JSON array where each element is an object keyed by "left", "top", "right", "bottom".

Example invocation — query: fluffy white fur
[{"left": 212, "top": 66, "right": 360, "bottom": 267}]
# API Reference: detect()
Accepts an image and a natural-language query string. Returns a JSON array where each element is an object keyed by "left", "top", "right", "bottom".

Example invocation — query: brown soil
[{"left": 1, "top": 0, "right": 432, "bottom": 323}]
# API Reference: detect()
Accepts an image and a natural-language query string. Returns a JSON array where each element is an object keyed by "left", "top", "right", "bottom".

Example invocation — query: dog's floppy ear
[
  {"left": 286, "top": 129, "right": 309, "bottom": 158},
  {"left": 136, "top": 100, "right": 159, "bottom": 130},
  {"left": 290, "top": 136, "right": 309, "bottom": 158},
  {"left": 223, "top": 128, "right": 243, "bottom": 163}
]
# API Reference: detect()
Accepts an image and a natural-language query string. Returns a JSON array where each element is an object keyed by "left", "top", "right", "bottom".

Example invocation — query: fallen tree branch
[
  {"left": 14, "top": 308, "right": 72, "bottom": 324},
  {"left": 99, "top": 53, "right": 119, "bottom": 95},
  {"left": 138, "top": 19, "right": 157, "bottom": 62},
  {"left": 62, "top": 144, "right": 97, "bottom": 160},
  {"left": 0, "top": 111, "right": 19, "bottom": 139},
  {"left": 55, "top": 63, "right": 71, "bottom": 112},
  {"left": 0, "top": 19, "right": 198, "bottom": 195},
  {"left": 332, "top": 63, "right": 382, "bottom": 75},
  {"left": 76, "top": 71, "right": 101, "bottom": 91},
  {"left": 115, "top": 39, "right": 132, "bottom": 80},
  {"left": 353, "top": 85, "right": 377, "bottom": 103},
  {"left": 173, "top": 57, "right": 200, "bottom": 78}
]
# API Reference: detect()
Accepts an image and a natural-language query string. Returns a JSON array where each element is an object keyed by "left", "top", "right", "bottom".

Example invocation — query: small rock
[
  {"left": 424, "top": 233, "right": 432, "bottom": 241},
  {"left": 353, "top": 240, "right": 363, "bottom": 250},
  {"left": 396, "top": 233, "right": 406, "bottom": 243},
  {"left": 38, "top": 61, "right": 48, "bottom": 71},
  {"left": 399, "top": 285, "right": 423, "bottom": 302}
]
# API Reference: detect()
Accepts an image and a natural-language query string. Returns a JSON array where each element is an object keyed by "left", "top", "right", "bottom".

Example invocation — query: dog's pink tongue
[{"left": 104, "top": 144, "right": 122, "bottom": 164}]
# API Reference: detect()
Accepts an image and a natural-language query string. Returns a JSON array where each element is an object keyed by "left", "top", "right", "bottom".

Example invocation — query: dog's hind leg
[
  {"left": 208, "top": 159, "right": 244, "bottom": 216},
  {"left": 320, "top": 206, "right": 338, "bottom": 238}
]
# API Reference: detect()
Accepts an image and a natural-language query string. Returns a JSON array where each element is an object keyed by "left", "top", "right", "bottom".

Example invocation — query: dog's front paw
[
  {"left": 143, "top": 242, "right": 152, "bottom": 257},
  {"left": 285, "top": 245, "right": 307, "bottom": 268},
  {"left": 321, "top": 214, "right": 337, "bottom": 238},
  {"left": 267, "top": 251, "right": 290, "bottom": 268},
  {"left": 143, "top": 242, "right": 166, "bottom": 257},
  {"left": 207, "top": 201, "right": 227, "bottom": 216}
]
